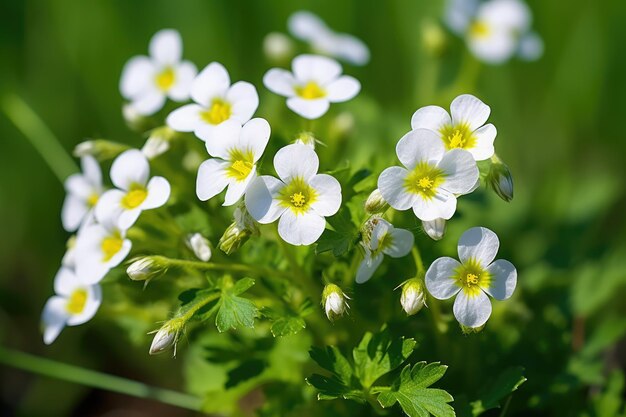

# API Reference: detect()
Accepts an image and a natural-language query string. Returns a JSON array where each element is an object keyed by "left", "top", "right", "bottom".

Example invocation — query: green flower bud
[
  {"left": 488, "top": 158, "right": 514, "bottom": 202},
  {"left": 126, "top": 256, "right": 168, "bottom": 281},
  {"left": 421, "top": 19, "right": 447, "bottom": 56},
  {"left": 186, "top": 233, "right": 212, "bottom": 262},
  {"left": 322, "top": 284, "right": 349, "bottom": 320},
  {"left": 73, "top": 139, "right": 129, "bottom": 161},
  {"left": 422, "top": 218, "right": 446, "bottom": 241},
  {"left": 149, "top": 318, "right": 183, "bottom": 356},
  {"left": 364, "top": 189, "right": 389, "bottom": 214},
  {"left": 263, "top": 32, "right": 294, "bottom": 63},
  {"left": 142, "top": 126, "right": 177, "bottom": 159},
  {"left": 294, "top": 131, "right": 318, "bottom": 149},
  {"left": 218, "top": 206, "right": 259, "bottom": 255},
  {"left": 400, "top": 279, "right": 425, "bottom": 315}
]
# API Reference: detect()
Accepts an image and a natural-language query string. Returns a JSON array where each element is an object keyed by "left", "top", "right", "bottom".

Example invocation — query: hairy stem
[{"left": 157, "top": 256, "right": 294, "bottom": 281}]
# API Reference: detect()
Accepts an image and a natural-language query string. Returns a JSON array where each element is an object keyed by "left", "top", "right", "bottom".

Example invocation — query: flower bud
[
  {"left": 263, "top": 32, "right": 294, "bottom": 63},
  {"left": 186, "top": 233, "right": 212, "bottom": 262},
  {"left": 127, "top": 257, "right": 168, "bottom": 281},
  {"left": 322, "top": 284, "right": 349, "bottom": 320},
  {"left": 294, "top": 131, "right": 318, "bottom": 149},
  {"left": 488, "top": 158, "right": 514, "bottom": 202},
  {"left": 421, "top": 19, "right": 447, "bottom": 56},
  {"left": 422, "top": 218, "right": 446, "bottom": 241},
  {"left": 142, "top": 126, "right": 177, "bottom": 160},
  {"left": 123, "top": 103, "right": 154, "bottom": 132},
  {"left": 400, "top": 279, "right": 425, "bottom": 315},
  {"left": 73, "top": 139, "right": 129, "bottom": 161},
  {"left": 218, "top": 206, "right": 259, "bottom": 255},
  {"left": 364, "top": 189, "right": 389, "bottom": 214},
  {"left": 149, "top": 320, "right": 182, "bottom": 355},
  {"left": 329, "top": 112, "right": 355, "bottom": 138}
]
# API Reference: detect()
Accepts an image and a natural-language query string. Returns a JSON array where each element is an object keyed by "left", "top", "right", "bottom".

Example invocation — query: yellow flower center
[
  {"left": 101, "top": 234, "right": 123, "bottom": 262},
  {"left": 66, "top": 289, "right": 88, "bottom": 314},
  {"left": 455, "top": 258, "right": 491, "bottom": 297},
  {"left": 466, "top": 273, "right": 479, "bottom": 285},
  {"left": 404, "top": 162, "right": 445, "bottom": 199},
  {"left": 290, "top": 192, "right": 306, "bottom": 207},
  {"left": 279, "top": 177, "right": 318, "bottom": 214},
  {"left": 201, "top": 99, "right": 232, "bottom": 125},
  {"left": 226, "top": 149, "right": 255, "bottom": 181},
  {"left": 121, "top": 185, "right": 148, "bottom": 209},
  {"left": 295, "top": 82, "right": 326, "bottom": 100},
  {"left": 469, "top": 21, "right": 490, "bottom": 38},
  {"left": 155, "top": 67, "right": 176, "bottom": 91},
  {"left": 439, "top": 123, "right": 477, "bottom": 151},
  {"left": 87, "top": 192, "right": 99, "bottom": 207}
]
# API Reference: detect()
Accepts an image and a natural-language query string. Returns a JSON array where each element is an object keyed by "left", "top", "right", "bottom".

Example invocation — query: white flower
[
  {"left": 288, "top": 11, "right": 370, "bottom": 66},
  {"left": 356, "top": 218, "right": 414, "bottom": 284},
  {"left": 187, "top": 233, "right": 212, "bottom": 262},
  {"left": 74, "top": 219, "right": 132, "bottom": 283},
  {"left": 425, "top": 227, "right": 517, "bottom": 328},
  {"left": 422, "top": 218, "right": 447, "bottom": 241},
  {"left": 62, "top": 156, "right": 103, "bottom": 232},
  {"left": 95, "top": 149, "right": 171, "bottom": 230},
  {"left": 41, "top": 267, "right": 102, "bottom": 345},
  {"left": 378, "top": 129, "right": 479, "bottom": 221},
  {"left": 196, "top": 118, "right": 270, "bottom": 206},
  {"left": 120, "top": 29, "right": 197, "bottom": 115},
  {"left": 411, "top": 94, "right": 496, "bottom": 161},
  {"left": 166, "top": 62, "right": 259, "bottom": 143},
  {"left": 263, "top": 54, "right": 360, "bottom": 120},
  {"left": 245, "top": 143, "right": 341, "bottom": 246}
]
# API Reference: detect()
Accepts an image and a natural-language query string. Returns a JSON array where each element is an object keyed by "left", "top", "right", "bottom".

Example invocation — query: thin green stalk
[
  {"left": 158, "top": 256, "right": 294, "bottom": 281},
  {"left": 499, "top": 395, "right": 513, "bottom": 417},
  {"left": 0, "top": 346, "right": 201, "bottom": 411},
  {"left": 411, "top": 246, "right": 447, "bottom": 334},
  {"left": 411, "top": 246, "right": 425, "bottom": 275},
  {"left": 2, "top": 94, "right": 78, "bottom": 182}
]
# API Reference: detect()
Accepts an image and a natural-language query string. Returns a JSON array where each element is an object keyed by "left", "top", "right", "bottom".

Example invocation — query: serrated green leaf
[
  {"left": 316, "top": 206, "right": 359, "bottom": 256},
  {"left": 215, "top": 278, "right": 259, "bottom": 332},
  {"left": 377, "top": 362, "right": 455, "bottom": 417},
  {"left": 470, "top": 367, "right": 526, "bottom": 416},
  {"left": 307, "top": 346, "right": 364, "bottom": 401},
  {"left": 177, "top": 288, "right": 220, "bottom": 321},
  {"left": 263, "top": 299, "right": 313, "bottom": 337}
]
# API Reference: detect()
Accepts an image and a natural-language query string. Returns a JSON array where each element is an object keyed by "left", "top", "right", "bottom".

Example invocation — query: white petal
[
  {"left": 118, "top": 209, "right": 142, "bottom": 231},
  {"left": 288, "top": 11, "right": 327, "bottom": 41},
  {"left": 458, "top": 226, "right": 500, "bottom": 266},
  {"left": 518, "top": 32, "right": 544, "bottom": 61},
  {"left": 142, "top": 176, "right": 171, "bottom": 209},
  {"left": 42, "top": 296, "right": 69, "bottom": 345},
  {"left": 94, "top": 189, "right": 125, "bottom": 226},
  {"left": 332, "top": 34, "right": 370, "bottom": 66},
  {"left": 149, "top": 29, "right": 182, "bottom": 65},
  {"left": 377, "top": 166, "right": 416, "bottom": 210},
  {"left": 484, "top": 259, "right": 517, "bottom": 300},
  {"left": 325, "top": 76, "right": 360, "bottom": 102},
  {"left": 130, "top": 90, "right": 166, "bottom": 116},
  {"left": 54, "top": 267, "right": 79, "bottom": 296},
  {"left": 309, "top": 174, "right": 341, "bottom": 216},
  {"left": 224, "top": 170, "right": 256, "bottom": 206},
  {"left": 196, "top": 159, "right": 230, "bottom": 201},
  {"left": 274, "top": 143, "right": 319, "bottom": 182},
  {"left": 278, "top": 209, "right": 326, "bottom": 246},
  {"left": 65, "top": 174, "right": 92, "bottom": 200},
  {"left": 396, "top": 129, "right": 446, "bottom": 169},
  {"left": 292, "top": 54, "right": 341, "bottom": 84},
  {"left": 227, "top": 81, "right": 259, "bottom": 124},
  {"left": 263, "top": 68, "right": 297, "bottom": 97},
  {"left": 67, "top": 284, "right": 102, "bottom": 326},
  {"left": 286, "top": 97, "right": 330, "bottom": 119},
  {"left": 383, "top": 228, "right": 414, "bottom": 258},
  {"left": 438, "top": 149, "right": 479, "bottom": 194},
  {"left": 469, "top": 123, "right": 496, "bottom": 161},
  {"left": 467, "top": 30, "right": 516, "bottom": 64},
  {"left": 355, "top": 253, "right": 384, "bottom": 284},
  {"left": 450, "top": 94, "right": 491, "bottom": 131},
  {"left": 191, "top": 62, "right": 231, "bottom": 106},
  {"left": 425, "top": 257, "right": 462, "bottom": 299},
  {"left": 166, "top": 104, "right": 204, "bottom": 132},
  {"left": 479, "top": 0, "right": 531, "bottom": 32},
  {"left": 412, "top": 190, "right": 457, "bottom": 221},
  {"left": 245, "top": 176, "right": 286, "bottom": 224},
  {"left": 239, "top": 118, "right": 271, "bottom": 162},
  {"left": 422, "top": 218, "right": 446, "bottom": 241},
  {"left": 81, "top": 156, "right": 102, "bottom": 187},
  {"left": 110, "top": 149, "right": 150, "bottom": 190},
  {"left": 444, "top": 0, "right": 478, "bottom": 34},
  {"left": 62, "top": 196, "right": 89, "bottom": 232},
  {"left": 203, "top": 120, "right": 242, "bottom": 159},
  {"left": 120, "top": 56, "right": 154, "bottom": 99},
  {"left": 168, "top": 61, "right": 197, "bottom": 101},
  {"left": 410, "top": 106, "right": 451, "bottom": 131},
  {"left": 453, "top": 289, "right": 492, "bottom": 328}
]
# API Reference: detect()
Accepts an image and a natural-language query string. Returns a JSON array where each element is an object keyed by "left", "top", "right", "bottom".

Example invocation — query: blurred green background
[{"left": 1, "top": 0, "right": 626, "bottom": 416}]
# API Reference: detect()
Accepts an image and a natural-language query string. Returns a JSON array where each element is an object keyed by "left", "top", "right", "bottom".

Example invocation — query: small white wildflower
[{"left": 62, "top": 156, "right": 103, "bottom": 232}]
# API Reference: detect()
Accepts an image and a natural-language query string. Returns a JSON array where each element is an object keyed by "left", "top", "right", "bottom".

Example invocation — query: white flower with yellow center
[
  {"left": 263, "top": 54, "right": 361, "bottom": 120},
  {"left": 425, "top": 227, "right": 517, "bottom": 328},
  {"left": 95, "top": 149, "right": 171, "bottom": 230},
  {"left": 74, "top": 219, "right": 132, "bottom": 284},
  {"left": 378, "top": 129, "right": 479, "bottom": 221},
  {"left": 288, "top": 11, "right": 370, "bottom": 66},
  {"left": 62, "top": 156, "right": 103, "bottom": 232},
  {"left": 245, "top": 143, "right": 342, "bottom": 246},
  {"left": 196, "top": 118, "right": 270, "bottom": 206},
  {"left": 356, "top": 219, "right": 414, "bottom": 284},
  {"left": 120, "top": 29, "right": 197, "bottom": 115},
  {"left": 41, "top": 267, "right": 102, "bottom": 345},
  {"left": 166, "top": 62, "right": 259, "bottom": 143},
  {"left": 411, "top": 94, "right": 497, "bottom": 161}
]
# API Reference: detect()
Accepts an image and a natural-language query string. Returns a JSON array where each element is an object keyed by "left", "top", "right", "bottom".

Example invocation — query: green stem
[
  {"left": 0, "top": 346, "right": 201, "bottom": 411},
  {"left": 2, "top": 94, "right": 78, "bottom": 182},
  {"left": 158, "top": 256, "right": 294, "bottom": 281},
  {"left": 411, "top": 246, "right": 425, "bottom": 275},
  {"left": 179, "top": 291, "right": 221, "bottom": 322},
  {"left": 277, "top": 234, "right": 319, "bottom": 296},
  {"left": 411, "top": 247, "right": 446, "bottom": 334},
  {"left": 499, "top": 395, "right": 513, "bottom": 417}
]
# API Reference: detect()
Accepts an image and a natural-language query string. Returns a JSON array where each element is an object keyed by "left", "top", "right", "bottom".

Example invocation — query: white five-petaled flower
[
  {"left": 425, "top": 227, "right": 517, "bottom": 328},
  {"left": 120, "top": 29, "right": 197, "bottom": 115},
  {"left": 378, "top": 129, "right": 479, "bottom": 221},
  {"left": 41, "top": 266, "right": 102, "bottom": 345},
  {"left": 356, "top": 218, "right": 414, "bottom": 284},
  {"left": 263, "top": 54, "right": 361, "bottom": 120},
  {"left": 196, "top": 118, "right": 270, "bottom": 206},
  {"left": 95, "top": 149, "right": 171, "bottom": 230},
  {"left": 62, "top": 156, "right": 103, "bottom": 232},
  {"left": 166, "top": 62, "right": 259, "bottom": 143},
  {"left": 74, "top": 219, "right": 132, "bottom": 284},
  {"left": 245, "top": 143, "right": 342, "bottom": 246},
  {"left": 411, "top": 94, "right": 496, "bottom": 161},
  {"left": 288, "top": 11, "right": 370, "bottom": 66}
]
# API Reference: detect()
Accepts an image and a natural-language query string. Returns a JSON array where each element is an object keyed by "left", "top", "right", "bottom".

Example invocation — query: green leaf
[
  {"left": 263, "top": 299, "right": 314, "bottom": 337},
  {"left": 470, "top": 367, "right": 526, "bottom": 416},
  {"left": 377, "top": 362, "right": 455, "bottom": 417},
  {"left": 215, "top": 278, "right": 259, "bottom": 332},
  {"left": 353, "top": 328, "right": 417, "bottom": 388},
  {"left": 316, "top": 206, "right": 359, "bottom": 257},
  {"left": 306, "top": 346, "right": 365, "bottom": 402},
  {"left": 177, "top": 288, "right": 220, "bottom": 321}
]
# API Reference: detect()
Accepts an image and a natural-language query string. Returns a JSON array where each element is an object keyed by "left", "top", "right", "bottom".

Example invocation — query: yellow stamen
[
  {"left": 279, "top": 177, "right": 318, "bottom": 214},
  {"left": 448, "top": 130, "right": 466, "bottom": 149},
  {"left": 466, "top": 273, "right": 479, "bottom": 286},
  {"left": 417, "top": 177, "right": 434, "bottom": 189},
  {"left": 439, "top": 123, "right": 477, "bottom": 150},
  {"left": 226, "top": 149, "right": 255, "bottom": 181},
  {"left": 469, "top": 21, "right": 490, "bottom": 38},
  {"left": 404, "top": 162, "right": 445, "bottom": 199},
  {"left": 121, "top": 186, "right": 147, "bottom": 209},
  {"left": 101, "top": 235, "right": 123, "bottom": 262},
  {"left": 87, "top": 192, "right": 99, "bottom": 207},
  {"left": 201, "top": 99, "right": 232, "bottom": 125},
  {"left": 295, "top": 82, "right": 326, "bottom": 100},
  {"left": 155, "top": 67, "right": 176, "bottom": 91},
  {"left": 66, "top": 289, "right": 88, "bottom": 314},
  {"left": 290, "top": 192, "right": 306, "bottom": 207}
]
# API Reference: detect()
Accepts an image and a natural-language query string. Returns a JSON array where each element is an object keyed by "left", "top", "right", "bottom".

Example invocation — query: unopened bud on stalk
[
  {"left": 365, "top": 189, "right": 389, "bottom": 214},
  {"left": 487, "top": 157, "right": 514, "bottom": 202},
  {"left": 330, "top": 112, "right": 355, "bottom": 138},
  {"left": 421, "top": 19, "right": 447, "bottom": 56},
  {"left": 149, "top": 319, "right": 183, "bottom": 355},
  {"left": 218, "top": 206, "right": 259, "bottom": 255},
  {"left": 127, "top": 257, "right": 168, "bottom": 281},
  {"left": 186, "top": 233, "right": 212, "bottom": 262},
  {"left": 294, "top": 131, "right": 318, "bottom": 149},
  {"left": 422, "top": 218, "right": 446, "bottom": 241},
  {"left": 263, "top": 32, "right": 294, "bottom": 63},
  {"left": 400, "top": 279, "right": 425, "bottom": 315},
  {"left": 123, "top": 103, "right": 154, "bottom": 132},
  {"left": 73, "top": 139, "right": 129, "bottom": 161},
  {"left": 142, "top": 126, "right": 177, "bottom": 159},
  {"left": 322, "top": 284, "right": 349, "bottom": 320}
]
